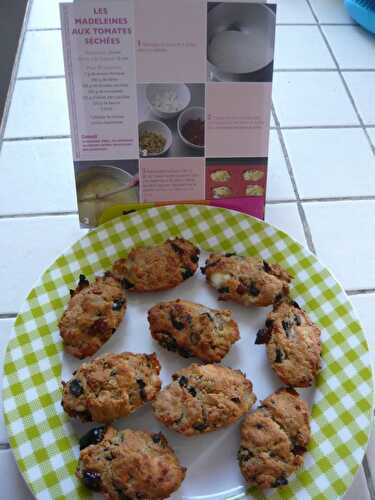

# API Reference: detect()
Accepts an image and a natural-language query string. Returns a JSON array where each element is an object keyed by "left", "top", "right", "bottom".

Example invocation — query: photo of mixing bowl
[
  {"left": 207, "top": 3, "right": 276, "bottom": 82},
  {"left": 77, "top": 165, "right": 139, "bottom": 227}
]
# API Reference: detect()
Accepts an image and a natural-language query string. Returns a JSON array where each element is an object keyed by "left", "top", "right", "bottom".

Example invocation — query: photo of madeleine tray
[{"left": 2, "top": 206, "right": 373, "bottom": 500}]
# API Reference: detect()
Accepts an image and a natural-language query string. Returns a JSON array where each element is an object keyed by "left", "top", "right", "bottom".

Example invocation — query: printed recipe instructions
[{"left": 60, "top": 0, "right": 276, "bottom": 227}]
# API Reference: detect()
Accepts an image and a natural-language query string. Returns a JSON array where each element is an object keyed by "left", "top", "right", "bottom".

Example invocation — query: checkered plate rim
[{"left": 2, "top": 205, "right": 373, "bottom": 500}]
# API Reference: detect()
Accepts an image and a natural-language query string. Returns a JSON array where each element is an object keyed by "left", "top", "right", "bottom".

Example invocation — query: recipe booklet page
[{"left": 60, "top": 0, "right": 276, "bottom": 227}]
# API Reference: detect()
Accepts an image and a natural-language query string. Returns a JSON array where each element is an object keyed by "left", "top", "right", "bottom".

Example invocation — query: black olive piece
[
  {"left": 170, "top": 312, "right": 185, "bottom": 330},
  {"left": 79, "top": 410, "right": 93, "bottom": 422},
  {"left": 275, "top": 349, "right": 284, "bottom": 363},
  {"left": 69, "top": 379, "right": 84, "bottom": 397},
  {"left": 170, "top": 241, "right": 184, "bottom": 255},
  {"left": 294, "top": 314, "right": 302, "bottom": 326},
  {"left": 291, "top": 300, "right": 301, "bottom": 309},
  {"left": 112, "top": 299, "right": 126, "bottom": 311},
  {"left": 272, "top": 477, "right": 288, "bottom": 488},
  {"left": 115, "top": 487, "right": 133, "bottom": 500},
  {"left": 69, "top": 289, "right": 75, "bottom": 297},
  {"left": 121, "top": 278, "right": 134, "bottom": 289},
  {"left": 193, "top": 422, "right": 207, "bottom": 432},
  {"left": 255, "top": 424, "right": 263, "bottom": 430},
  {"left": 218, "top": 286, "right": 229, "bottom": 294},
  {"left": 274, "top": 292, "right": 283, "bottom": 303},
  {"left": 248, "top": 282, "right": 260, "bottom": 297},
  {"left": 79, "top": 426, "right": 106, "bottom": 450},
  {"left": 200, "top": 266, "right": 206, "bottom": 274},
  {"left": 231, "top": 397, "right": 241, "bottom": 403},
  {"left": 191, "top": 254, "right": 199, "bottom": 263},
  {"left": 292, "top": 444, "right": 306, "bottom": 455},
  {"left": 178, "top": 376, "right": 188, "bottom": 387},
  {"left": 182, "top": 268, "right": 194, "bottom": 280},
  {"left": 137, "top": 379, "right": 147, "bottom": 400},
  {"left": 188, "top": 386, "right": 197, "bottom": 397},
  {"left": 265, "top": 318, "right": 274, "bottom": 329},
  {"left": 160, "top": 335, "right": 178, "bottom": 352},
  {"left": 225, "top": 252, "right": 236, "bottom": 257},
  {"left": 79, "top": 274, "right": 89, "bottom": 286},
  {"left": 178, "top": 347, "right": 193, "bottom": 358},
  {"left": 152, "top": 432, "right": 163, "bottom": 444},
  {"left": 282, "top": 320, "right": 292, "bottom": 337},
  {"left": 263, "top": 260, "right": 271, "bottom": 273},
  {"left": 110, "top": 369, "right": 117, "bottom": 376},
  {"left": 82, "top": 471, "right": 101, "bottom": 491},
  {"left": 255, "top": 328, "right": 271, "bottom": 345}
]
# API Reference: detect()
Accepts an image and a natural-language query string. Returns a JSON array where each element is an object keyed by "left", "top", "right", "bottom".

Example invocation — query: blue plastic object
[{"left": 345, "top": 0, "right": 375, "bottom": 34}]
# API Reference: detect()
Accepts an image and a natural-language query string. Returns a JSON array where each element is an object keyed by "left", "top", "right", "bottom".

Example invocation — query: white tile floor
[
  {"left": 303, "top": 200, "right": 375, "bottom": 291},
  {"left": 0, "top": 0, "right": 374, "bottom": 498},
  {"left": 283, "top": 128, "right": 375, "bottom": 199},
  {"left": 274, "top": 26, "right": 335, "bottom": 70},
  {"left": 0, "top": 216, "right": 85, "bottom": 314},
  {"left": 18, "top": 31, "right": 64, "bottom": 78},
  {"left": 4, "top": 78, "right": 70, "bottom": 138},
  {"left": 272, "top": 71, "right": 359, "bottom": 127},
  {"left": 323, "top": 25, "right": 375, "bottom": 69},
  {"left": 367, "top": 127, "right": 375, "bottom": 148},
  {"left": 309, "top": 0, "right": 353, "bottom": 24},
  {"left": 343, "top": 71, "right": 375, "bottom": 125}
]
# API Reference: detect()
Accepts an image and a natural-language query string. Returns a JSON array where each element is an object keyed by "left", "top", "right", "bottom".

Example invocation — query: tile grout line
[
  {"left": 347, "top": 289, "right": 375, "bottom": 296},
  {"left": 0, "top": 0, "right": 34, "bottom": 155},
  {"left": 271, "top": 105, "right": 316, "bottom": 254},
  {"left": 17, "top": 75, "right": 65, "bottom": 81},
  {"left": 0, "top": 313, "right": 17, "bottom": 319},
  {"left": 3, "top": 134, "right": 71, "bottom": 142},
  {"left": 363, "top": 456, "right": 375, "bottom": 500},
  {"left": 305, "top": 0, "right": 375, "bottom": 156},
  {"left": 274, "top": 69, "right": 375, "bottom": 73},
  {"left": 0, "top": 211, "right": 78, "bottom": 220}
]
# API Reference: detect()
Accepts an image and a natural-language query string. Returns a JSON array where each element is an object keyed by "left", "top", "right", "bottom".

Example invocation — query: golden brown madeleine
[
  {"left": 256, "top": 300, "right": 321, "bottom": 387},
  {"left": 201, "top": 253, "right": 292, "bottom": 307},
  {"left": 62, "top": 352, "right": 161, "bottom": 423},
  {"left": 239, "top": 388, "right": 310, "bottom": 490},
  {"left": 148, "top": 299, "right": 240, "bottom": 362},
  {"left": 59, "top": 273, "right": 127, "bottom": 359},
  {"left": 152, "top": 363, "right": 256, "bottom": 436},
  {"left": 77, "top": 426, "right": 186, "bottom": 499},
  {"left": 111, "top": 237, "right": 200, "bottom": 292}
]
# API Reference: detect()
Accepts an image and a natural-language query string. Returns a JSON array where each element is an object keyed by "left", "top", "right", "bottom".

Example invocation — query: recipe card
[{"left": 60, "top": 0, "right": 276, "bottom": 227}]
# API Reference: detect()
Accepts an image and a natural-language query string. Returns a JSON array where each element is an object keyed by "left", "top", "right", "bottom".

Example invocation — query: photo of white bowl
[
  {"left": 177, "top": 106, "right": 205, "bottom": 151},
  {"left": 207, "top": 3, "right": 276, "bottom": 82},
  {"left": 146, "top": 83, "right": 191, "bottom": 119},
  {"left": 138, "top": 120, "right": 173, "bottom": 157}
]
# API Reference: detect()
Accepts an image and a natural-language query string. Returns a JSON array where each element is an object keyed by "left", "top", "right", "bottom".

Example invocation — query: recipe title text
[{"left": 73, "top": 8, "right": 131, "bottom": 45}]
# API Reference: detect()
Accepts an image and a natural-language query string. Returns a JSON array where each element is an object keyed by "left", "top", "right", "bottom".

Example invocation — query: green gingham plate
[{"left": 2, "top": 205, "right": 373, "bottom": 500}]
